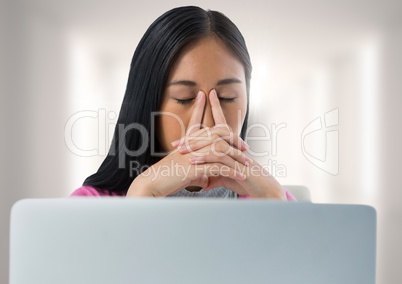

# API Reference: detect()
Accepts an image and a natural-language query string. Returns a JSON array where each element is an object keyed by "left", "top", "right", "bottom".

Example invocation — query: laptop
[{"left": 9, "top": 198, "right": 376, "bottom": 284}]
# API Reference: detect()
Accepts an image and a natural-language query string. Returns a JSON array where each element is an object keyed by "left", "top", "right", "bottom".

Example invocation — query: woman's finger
[
  {"left": 189, "top": 144, "right": 251, "bottom": 168},
  {"left": 186, "top": 90, "right": 206, "bottom": 135},
  {"left": 177, "top": 127, "right": 248, "bottom": 152},
  {"left": 209, "top": 89, "right": 227, "bottom": 126},
  {"left": 193, "top": 162, "right": 247, "bottom": 182}
]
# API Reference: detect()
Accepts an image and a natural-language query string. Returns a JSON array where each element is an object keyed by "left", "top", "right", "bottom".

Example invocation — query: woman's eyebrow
[
  {"left": 167, "top": 80, "right": 197, "bottom": 87},
  {"left": 216, "top": 78, "right": 242, "bottom": 86},
  {"left": 167, "top": 78, "right": 242, "bottom": 87}
]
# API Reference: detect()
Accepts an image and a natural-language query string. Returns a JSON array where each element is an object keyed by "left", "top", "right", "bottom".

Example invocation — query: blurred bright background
[{"left": 1, "top": 0, "right": 402, "bottom": 283}]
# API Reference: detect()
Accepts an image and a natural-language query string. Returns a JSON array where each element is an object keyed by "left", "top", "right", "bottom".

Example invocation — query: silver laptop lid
[{"left": 10, "top": 199, "right": 376, "bottom": 284}]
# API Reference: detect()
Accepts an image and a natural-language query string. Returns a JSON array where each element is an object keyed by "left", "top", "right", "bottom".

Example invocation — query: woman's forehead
[{"left": 168, "top": 37, "right": 245, "bottom": 82}]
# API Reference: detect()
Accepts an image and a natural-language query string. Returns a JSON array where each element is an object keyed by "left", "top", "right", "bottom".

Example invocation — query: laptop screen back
[{"left": 9, "top": 199, "right": 376, "bottom": 284}]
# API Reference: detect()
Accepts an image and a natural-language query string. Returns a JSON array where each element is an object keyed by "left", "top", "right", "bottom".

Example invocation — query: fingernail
[
  {"left": 211, "top": 89, "right": 217, "bottom": 97},
  {"left": 197, "top": 91, "right": 203, "bottom": 100},
  {"left": 244, "top": 156, "right": 252, "bottom": 166},
  {"left": 178, "top": 145, "right": 188, "bottom": 153},
  {"left": 189, "top": 157, "right": 204, "bottom": 164},
  {"left": 235, "top": 171, "right": 246, "bottom": 180},
  {"left": 171, "top": 138, "right": 184, "bottom": 147},
  {"left": 171, "top": 139, "right": 180, "bottom": 147},
  {"left": 242, "top": 140, "right": 250, "bottom": 149}
]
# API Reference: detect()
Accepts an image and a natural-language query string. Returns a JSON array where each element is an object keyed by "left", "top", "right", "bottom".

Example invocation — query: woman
[{"left": 71, "top": 6, "right": 295, "bottom": 200}]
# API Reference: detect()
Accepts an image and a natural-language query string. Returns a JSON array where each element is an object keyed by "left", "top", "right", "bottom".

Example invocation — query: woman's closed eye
[
  {"left": 219, "top": 97, "right": 236, "bottom": 103},
  {"left": 175, "top": 98, "right": 195, "bottom": 105},
  {"left": 175, "top": 97, "right": 236, "bottom": 105}
]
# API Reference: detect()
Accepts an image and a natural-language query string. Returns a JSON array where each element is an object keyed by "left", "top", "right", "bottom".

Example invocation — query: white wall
[
  {"left": 377, "top": 24, "right": 402, "bottom": 284},
  {"left": 2, "top": 1, "right": 402, "bottom": 283}
]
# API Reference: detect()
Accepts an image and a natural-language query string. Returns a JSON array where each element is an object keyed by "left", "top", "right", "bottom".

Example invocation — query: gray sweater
[{"left": 167, "top": 187, "right": 237, "bottom": 198}]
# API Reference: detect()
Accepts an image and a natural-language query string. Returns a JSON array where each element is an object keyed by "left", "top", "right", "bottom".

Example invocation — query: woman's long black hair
[{"left": 83, "top": 6, "right": 252, "bottom": 195}]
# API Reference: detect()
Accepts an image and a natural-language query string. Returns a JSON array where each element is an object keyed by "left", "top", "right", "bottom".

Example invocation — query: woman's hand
[
  {"left": 126, "top": 90, "right": 250, "bottom": 197},
  {"left": 173, "top": 89, "right": 286, "bottom": 200},
  {"left": 127, "top": 89, "right": 286, "bottom": 199}
]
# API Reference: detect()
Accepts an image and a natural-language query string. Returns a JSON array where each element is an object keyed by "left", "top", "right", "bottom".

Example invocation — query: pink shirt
[{"left": 70, "top": 185, "right": 297, "bottom": 201}]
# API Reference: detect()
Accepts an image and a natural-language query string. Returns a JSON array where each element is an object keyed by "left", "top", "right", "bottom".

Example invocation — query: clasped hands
[{"left": 127, "top": 89, "right": 286, "bottom": 200}]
